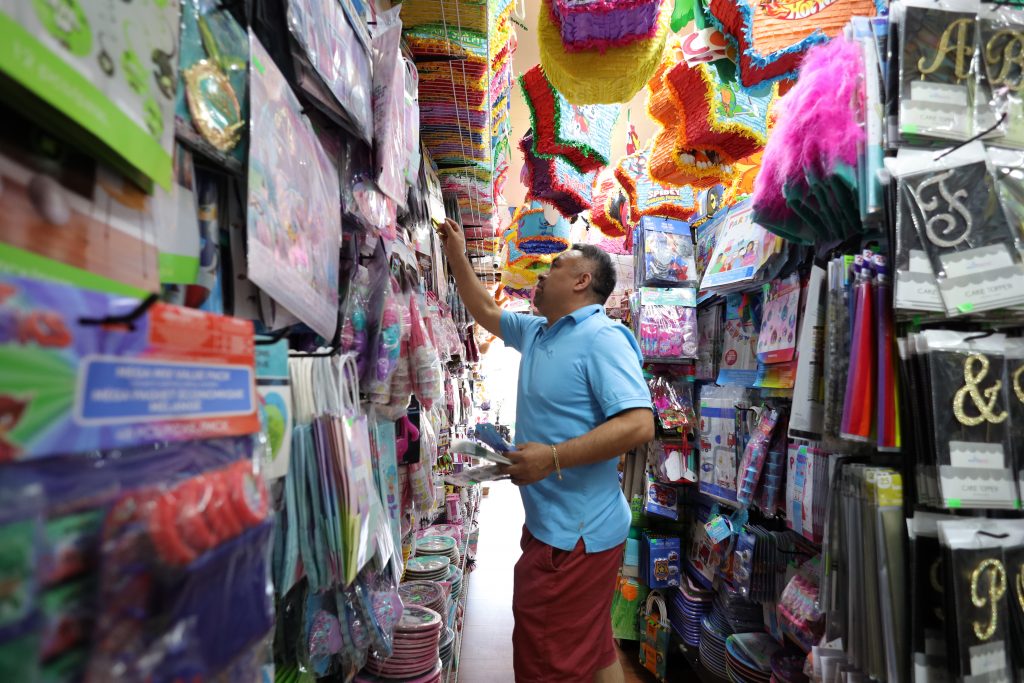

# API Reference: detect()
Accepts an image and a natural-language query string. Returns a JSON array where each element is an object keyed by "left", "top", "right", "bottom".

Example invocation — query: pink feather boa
[{"left": 753, "top": 37, "right": 865, "bottom": 223}]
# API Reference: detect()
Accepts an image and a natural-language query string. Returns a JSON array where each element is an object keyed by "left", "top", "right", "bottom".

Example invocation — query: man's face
[{"left": 534, "top": 250, "right": 587, "bottom": 317}]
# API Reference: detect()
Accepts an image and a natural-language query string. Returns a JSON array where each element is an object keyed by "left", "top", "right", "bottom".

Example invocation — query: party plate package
[
  {"left": 637, "top": 216, "right": 699, "bottom": 287},
  {"left": 246, "top": 32, "right": 341, "bottom": 340},
  {"left": 0, "top": 275, "right": 259, "bottom": 461},
  {"left": 700, "top": 201, "right": 782, "bottom": 293},
  {"left": 0, "top": 0, "right": 181, "bottom": 190}
]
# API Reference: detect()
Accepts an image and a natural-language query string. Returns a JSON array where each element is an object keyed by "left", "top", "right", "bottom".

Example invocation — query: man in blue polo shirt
[{"left": 438, "top": 217, "right": 653, "bottom": 683}]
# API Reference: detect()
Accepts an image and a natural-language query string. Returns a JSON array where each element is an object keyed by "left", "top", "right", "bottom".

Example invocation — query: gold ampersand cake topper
[{"left": 953, "top": 354, "right": 1008, "bottom": 426}]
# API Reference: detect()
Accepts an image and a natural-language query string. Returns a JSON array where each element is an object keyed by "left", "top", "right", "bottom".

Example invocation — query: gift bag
[
  {"left": 611, "top": 576, "right": 649, "bottom": 641},
  {"left": 639, "top": 592, "right": 671, "bottom": 681}
]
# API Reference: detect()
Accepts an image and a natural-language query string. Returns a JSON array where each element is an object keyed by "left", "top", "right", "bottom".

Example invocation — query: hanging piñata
[
  {"left": 539, "top": 0, "right": 672, "bottom": 104},
  {"left": 707, "top": 0, "right": 882, "bottom": 86},
  {"left": 520, "top": 65, "right": 620, "bottom": 172},
  {"left": 520, "top": 130, "right": 596, "bottom": 217}
]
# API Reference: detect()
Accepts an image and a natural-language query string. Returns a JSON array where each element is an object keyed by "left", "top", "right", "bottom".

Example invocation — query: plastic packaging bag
[
  {"left": 371, "top": 8, "right": 410, "bottom": 209},
  {"left": 635, "top": 288, "right": 698, "bottom": 360}
]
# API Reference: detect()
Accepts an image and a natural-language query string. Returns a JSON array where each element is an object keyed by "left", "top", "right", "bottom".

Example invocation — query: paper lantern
[
  {"left": 520, "top": 65, "right": 620, "bottom": 172},
  {"left": 708, "top": 0, "right": 882, "bottom": 87},
  {"left": 539, "top": 0, "right": 671, "bottom": 104},
  {"left": 549, "top": 0, "right": 664, "bottom": 53},
  {"left": 520, "top": 131, "right": 596, "bottom": 217},
  {"left": 514, "top": 201, "right": 573, "bottom": 254},
  {"left": 590, "top": 169, "right": 633, "bottom": 238}
]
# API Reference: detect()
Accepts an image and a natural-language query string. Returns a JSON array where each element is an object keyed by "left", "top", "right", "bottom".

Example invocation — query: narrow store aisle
[
  {"left": 457, "top": 480, "right": 655, "bottom": 683},
  {"left": 459, "top": 479, "right": 522, "bottom": 681}
]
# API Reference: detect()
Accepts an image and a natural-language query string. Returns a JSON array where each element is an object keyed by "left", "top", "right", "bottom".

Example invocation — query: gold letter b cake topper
[
  {"left": 953, "top": 354, "right": 1008, "bottom": 426},
  {"left": 919, "top": 18, "right": 975, "bottom": 80}
]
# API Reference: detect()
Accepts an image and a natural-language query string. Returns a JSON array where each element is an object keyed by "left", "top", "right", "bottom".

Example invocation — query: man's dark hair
[{"left": 571, "top": 243, "right": 616, "bottom": 304}]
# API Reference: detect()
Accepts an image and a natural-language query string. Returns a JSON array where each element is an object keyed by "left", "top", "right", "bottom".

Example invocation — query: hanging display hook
[{"left": 78, "top": 293, "right": 159, "bottom": 331}]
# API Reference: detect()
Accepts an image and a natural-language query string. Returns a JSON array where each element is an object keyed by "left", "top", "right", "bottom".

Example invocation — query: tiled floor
[{"left": 457, "top": 480, "right": 656, "bottom": 683}]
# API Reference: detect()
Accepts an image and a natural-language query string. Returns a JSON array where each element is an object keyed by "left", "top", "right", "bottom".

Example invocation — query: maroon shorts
[{"left": 512, "top": 527, "right": 624, "bottom": 682}]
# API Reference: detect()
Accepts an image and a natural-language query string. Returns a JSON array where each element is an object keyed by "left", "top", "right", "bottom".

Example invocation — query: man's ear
[{"left": 573, "top": 271, "right": 592, "bottom": 293}]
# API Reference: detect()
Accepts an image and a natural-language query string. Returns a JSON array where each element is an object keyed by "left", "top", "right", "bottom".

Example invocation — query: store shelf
[{"left": 442, "top": 494, "right": 480, "bottom": 683}]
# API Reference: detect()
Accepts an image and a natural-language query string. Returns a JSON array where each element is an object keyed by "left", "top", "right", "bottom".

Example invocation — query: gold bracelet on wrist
[{"left": 551, "top": 444, "right": 563, "bottom": 480}]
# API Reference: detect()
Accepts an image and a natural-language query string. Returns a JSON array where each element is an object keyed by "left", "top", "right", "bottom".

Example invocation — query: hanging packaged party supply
[
  {"left": 648, "top": 374, "right": 697, "bottom": 433},
  {"left": 893, "top": 142, "right": 1024, "bottom": 316},
  {"left": 408, "top": 297, "right": 443, "bottom": 411},
  {"left": 937, "top": 519, "right": 1024, "bottom": 683},
  {"left": 718, "top": 292, "right": 760, "bottom": 387},
  {"left": 86, "top": 458, "right": 273, "bottom": 682},
  {"left": 176, "top": 0, "right": 248, "bottom": 162},
  {"left": 651, "top": 439, "right": 697, "bottom": 484},
  {"left": 636, "top": 216, "right": 699, "bottom": 287},
  {"left": 695, "top": 301, "right": 724, "bottom": 381},
  {"left": 639, "top": 592, "right": 672, "bottom": 682},
  {"left": 0, "top": 276, "right": 259, "bottom": 461},
  {"left": 286, "top": 0, "right": 373, "bottom": 143},
  {"left": 0, "top": 0, "right": 182, "bottom": 190},
  {"left": 919, "top": 330, "right": 1019, "bottom": 510},
  {"left": 371, "top": 8, "right": 411, "bottom": 208},
  {"left": 698, "top": 385, "right": 749, "bottom": 504},
  {"left": 635, "top": 287, "right": 699, "bottom": 360},
  {"left": 246, "top": 32, "right": 340, "bottom": 340},
  {"left": 700, "top": 201, "right": 782, "bottom": 293},
  {"left": 736, "top": 408, "right": 779, "bottom": 507},
  {"left": 756, "top": 274, "right": 801, "bottom": 365},
  {"left": 978, "top": 5, "right": 1024, "bottom": 148},
  {"left": 898, "top": 0, "right": 980, "bottom": 143}
]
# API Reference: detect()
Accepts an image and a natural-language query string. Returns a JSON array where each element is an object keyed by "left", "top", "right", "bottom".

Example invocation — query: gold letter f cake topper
[{"left": 953, "top": 354, "right": 1008, "bottom": 426}]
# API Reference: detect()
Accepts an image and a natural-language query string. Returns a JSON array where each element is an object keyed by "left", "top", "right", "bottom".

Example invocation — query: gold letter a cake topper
[
  {"left": 919, "top": 18, "right": 975, "bottom": 81},
  {"left": 953, "top": 354, "right": 1008, "bottom": 426}
]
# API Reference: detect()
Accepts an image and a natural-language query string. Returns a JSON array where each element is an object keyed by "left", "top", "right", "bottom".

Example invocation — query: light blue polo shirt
[{"left": 500, "top": 304, "right": 652, "bottom": 553}]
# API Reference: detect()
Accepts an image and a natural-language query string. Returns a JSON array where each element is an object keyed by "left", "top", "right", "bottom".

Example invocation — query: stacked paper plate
[
  {"left": 669, "top": 577, "right": 714, "bottom": 647},
  {"left": 445, "top": 565, "right": 464, "bottom": 602},
  {"left": 438, "top": 626, "right": 456, "bottom": 668},
  {"left": 405, "top": 556, "right": 451, "bottom": 582},
  {"left": 359, "top": 606, "right": 443, "bottom": 682},
  {"left": 725, "top": 633, "right": 780, "bottom": 683},
  {"left": 698, "top": 614, "right": 731, "bottom": 679},
  {"left": 418, "top": 524, "right": 463, "bottom": 546},
  {"left": 399, "top": 581, "right": 447, "bottom": 622},
  {"left": 416, "top": 535, "right": 460, "bottom": 568}
]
